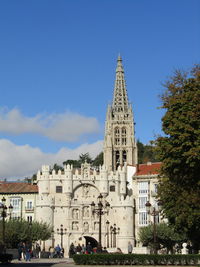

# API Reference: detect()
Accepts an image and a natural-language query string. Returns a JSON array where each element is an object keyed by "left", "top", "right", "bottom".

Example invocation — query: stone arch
[{"left": 72, "top": 183, "right": 99, "bottom": 201}]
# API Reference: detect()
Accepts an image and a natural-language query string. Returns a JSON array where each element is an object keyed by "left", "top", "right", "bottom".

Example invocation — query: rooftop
[
  {"left": 0, "top": 182, "right": 38, "bottom": 194},
  {"left": 135, "top": 162, "right": 161, "bottom": 176}
]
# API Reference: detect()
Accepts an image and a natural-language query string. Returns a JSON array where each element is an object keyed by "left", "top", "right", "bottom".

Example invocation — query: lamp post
[
  {"left": 91, "top": 194, "right": 110, "bottom": 250},
  {"left": 106, "top": 220, "right": 110, "bottom": 248},
  {"left": 110, "top": 224, "right": 120, "bottom": 248},
  {"left": 145, "top": 200, "right": 162, "bottom": 254},
  {"left": 57, "top": 224, "right": 67, "bottom": 249},
  {"left": 0, "top": 197, "right": 13, "bottom": 252}
]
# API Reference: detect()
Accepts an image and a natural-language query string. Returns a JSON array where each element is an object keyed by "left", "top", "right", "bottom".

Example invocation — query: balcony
[{"left": 25, "top": 206, "right": 34, "bottom": 212}]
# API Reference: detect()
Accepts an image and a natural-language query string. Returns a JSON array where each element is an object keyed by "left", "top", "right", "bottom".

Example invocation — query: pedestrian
[
  {"left": 49, "top": 246, "right": 55, "bottom": 258},
  {"left": 25, "top": 242, "right": 31, "bottom": 262},
  {"left": 55, "top": 244, "right": 61, "bottom": 258},
  {"left": 128, "top": 241, "right": 133, "bottom": 254},
  {"left": 69, "top": 243, "right": 75, "bottom": 258},
  {"left": 81, "top": 244, "right": 86, "bottom": 254},
  {"left": 17, "top": 242, "right": 23, "bottom": 261},
  {"left": 86, "top": 242, "right": 92, "bottom": 254},
  {"left": 76, "top": 243, "right": 82, "bottom": 254},
  {"left": 35, "top": 243, "right": 41, "bottom": 258}
]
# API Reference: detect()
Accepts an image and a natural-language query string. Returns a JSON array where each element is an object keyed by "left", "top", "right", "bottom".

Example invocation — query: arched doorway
[{"left": 84, "top": 236, "right": 98, "bottom": 248}]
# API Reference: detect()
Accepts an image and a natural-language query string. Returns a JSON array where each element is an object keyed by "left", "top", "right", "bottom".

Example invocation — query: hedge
[
  {"left": 0, "top": 253, "right": 13, "bottom": 264},
  {"left": 73, "top": 253, "right": 200, "bottom": 265}
]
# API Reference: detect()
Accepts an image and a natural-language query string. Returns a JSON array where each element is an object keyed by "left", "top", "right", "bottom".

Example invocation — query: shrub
[
  {"left": 0, "top": 253, "right": 13, "bottom": 263},
  {"left": 73, "top": 253, "right": 200, "bottom": 265}
]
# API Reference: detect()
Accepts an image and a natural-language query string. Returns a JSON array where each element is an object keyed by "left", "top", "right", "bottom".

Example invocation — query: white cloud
[
  {"left": 0, "top": 139, "right": 103, "bottom": 180},
  {"left": 0, "top": 108, "right": 100, "bottom": 141}
]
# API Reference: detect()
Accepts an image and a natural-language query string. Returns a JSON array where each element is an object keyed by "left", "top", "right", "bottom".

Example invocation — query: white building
[{"left": 36, "top": 56, "right": 161, "bottom": 255}]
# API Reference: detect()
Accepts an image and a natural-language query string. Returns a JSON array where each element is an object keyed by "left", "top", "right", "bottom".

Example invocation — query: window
[
  {"left": 138, "top": 182, "right": 149, "bottom": 194},
  {"left": 154, "top": 184, "right": 158, "bottom": 193},
  {"left": 139, "top": 212, "right": 148, "bottom": 225},
  {"left": 26, "top": 201, "right": 33, "bottom": 209},
  {"left": 139, "top": 197, "right": 147, "bottom": 209},
  {"left": 110, "top": 185, "right": 115, "bottom": 192},
  {"left": 114, "top": 127, "right": 120, "bottom": 145},
  {"left": 122, "top": 150, "right": 127, "bottom": 163},
  {"left": 121, "top": 127, "right": 127, "bottom": 145},
  {"left": 115, "top": 150, "right": 120, "bottom": 169},
  {"left": 56, "top": 186, "right": 63, "bottom": 193},
  {"left": 10, "top": 198, "right": 21, "bottom": 211}
]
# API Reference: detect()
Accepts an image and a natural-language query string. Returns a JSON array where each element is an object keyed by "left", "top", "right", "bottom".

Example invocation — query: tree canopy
[
  {"left": 139, "top": 222, "right": 185, "bottom": 253},
  {"left": 156, "top": 65, "right": 200, "bottom": 251},
  {"left": 137, "top": 140, "right": 160, "bottom": 163},
  {"left": 0, "top": 219, "right": 52, "bottom": 248}
]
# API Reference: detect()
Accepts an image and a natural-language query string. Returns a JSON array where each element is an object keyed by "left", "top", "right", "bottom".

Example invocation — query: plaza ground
[{"left": 0, "top": 258, "right": 196, "bottom": 267}]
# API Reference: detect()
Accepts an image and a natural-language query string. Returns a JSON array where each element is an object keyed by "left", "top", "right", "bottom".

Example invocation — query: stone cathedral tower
[{"left": 104, "top": 55, "right": 138, "bottom": 171}]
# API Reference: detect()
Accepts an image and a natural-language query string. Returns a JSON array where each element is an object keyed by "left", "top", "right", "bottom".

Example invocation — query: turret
[
  {"left": 38, "top": 165, "right": 50, "bottom": 194},
  {"left": 99, "top": 165, "right": 108, "bottom": 197},
  {"left": 119, "top": 164, "right": 127, "bottom": 197},
  {"left": 63, "top": 164, "right": 73, "bottom": 196}
]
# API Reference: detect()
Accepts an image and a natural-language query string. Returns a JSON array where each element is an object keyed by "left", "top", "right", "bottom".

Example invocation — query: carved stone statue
[{"left": 83, "top": 222, "right": 89, "bottom": 232}]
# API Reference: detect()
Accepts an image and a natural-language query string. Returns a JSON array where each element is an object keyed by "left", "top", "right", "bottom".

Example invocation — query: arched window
[
  {"left": 122, "top": 150, "right": 127, "bottom": 164},
  {"left": 114, "top": 127, "right": 120, "bottom": 145},
  {"left": 115, "top": 150, "right": 120, "bottom": 169},
  {"left": 121, "top": 127, "right": 127, "bottom": 145}
]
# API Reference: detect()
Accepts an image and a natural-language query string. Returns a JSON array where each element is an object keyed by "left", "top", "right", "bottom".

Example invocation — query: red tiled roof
[
  {"left": 135, "top": 162, "right": 162, "bottom": 176},
  {"left": 0, "top": 182, "right": 38, "bottom": 194}
]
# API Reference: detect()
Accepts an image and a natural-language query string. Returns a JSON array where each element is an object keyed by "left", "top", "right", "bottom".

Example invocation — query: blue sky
[{"left": 0, "top": 0, "right": 199, "bottom": 179}]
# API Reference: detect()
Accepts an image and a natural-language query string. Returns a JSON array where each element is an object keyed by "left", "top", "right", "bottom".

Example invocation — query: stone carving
[
  {"left": 83, "top": 222, "right": 89, "bottom": 232},
  {"left": 181, "top": 242, "right": 188, "bottom": 254},
  {"left": 72, "top": 221, "right": 79, "bottom": 230},
  {"left": 72, "top": 209, "right": 79, "bottom": 219},
  {"left": 82, "top": 184, "right": 90, "bottom": 198},
  {"left": 83, "top": 206, "right": 89, "bottom": 217}
]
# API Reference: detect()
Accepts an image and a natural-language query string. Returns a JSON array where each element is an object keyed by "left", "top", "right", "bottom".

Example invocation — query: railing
[{"left": 25, "top": 207, "right": 34, "bottom": 212}]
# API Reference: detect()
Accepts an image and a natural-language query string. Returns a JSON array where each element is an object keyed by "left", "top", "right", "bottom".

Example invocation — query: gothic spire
[{"left": 112, "top": 55, "right": 129, "bottom": 113}]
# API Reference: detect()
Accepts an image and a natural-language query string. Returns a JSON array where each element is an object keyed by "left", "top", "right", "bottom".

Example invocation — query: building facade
[
  {"left": 0, "top": 182, "right": 38, "bottom": 222},
  {"left": 35, "top": 56, "right": 161, "bottom": 255}
]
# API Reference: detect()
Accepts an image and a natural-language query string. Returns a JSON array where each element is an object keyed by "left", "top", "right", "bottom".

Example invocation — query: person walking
[
  {"left": 25, "top": 242, "right": 31, "bottom": 262},
  {"left": 55, "top": 244, "right": 61, "bottom": 258},
  {"left": 128, "top": 241, "right": 133, "bottom": 254},
  {"left": 17, "top": 242, "right": 24, "bottom": 261}
]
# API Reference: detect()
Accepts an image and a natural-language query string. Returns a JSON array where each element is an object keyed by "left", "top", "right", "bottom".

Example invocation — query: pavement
[{"left": 1, "top": 257, "right": 75, "bottom": 267}]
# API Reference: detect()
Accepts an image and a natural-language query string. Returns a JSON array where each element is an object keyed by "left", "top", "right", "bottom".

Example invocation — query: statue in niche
[
  {"left": 83, "top": 206, "right": 89, "bottom": 217},
  {"left": 72, "top": 209, "right": 79, "bottom": 219},
  {"left": 72, "top": 222, "right": 79, "bottom": 230},
  {"left": 82, "top": 184, "right": 90, "bottom": 198},
  {"left": 83, "top": 222, "right": 89, "bottom": 232},
  {"left": 81, "top": 162, "right": 90, "bottom": 178}
]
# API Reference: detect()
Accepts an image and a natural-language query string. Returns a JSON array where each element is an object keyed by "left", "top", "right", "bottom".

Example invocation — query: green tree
[
  {"left": 156, "top": 65, "right": 200, "bottom": 251},
  {"left": 79, "top": 153, "right": 93, "bottom": 164},
  {"left": 0, "top": 220, "right": 52, "bottom": 248},
  {"left": 137, "top": 140, "right": 159, "bottom": 163},
  {"left": 92, "top": 152, "right": 103, "bottom": 167},
  {"left": 63, "top": 159, "right": 81, "bottom": 168},
  {"left": 139, "top": 223, "right": 185, "bottom": 254},
  {"left": 52, "top": 163, "right": 64, "bottom": 172}
]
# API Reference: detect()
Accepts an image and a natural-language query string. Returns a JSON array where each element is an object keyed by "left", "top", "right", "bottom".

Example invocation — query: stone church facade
[{"left": 36, "top": 56, "right": 160, "bottom": 254}]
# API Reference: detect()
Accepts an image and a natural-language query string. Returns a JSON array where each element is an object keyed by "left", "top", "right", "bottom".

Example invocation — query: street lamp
[
  {"left": 106, "top": 220, "right": 110, "bottom": 248},
  {"left": 145, "top": 200, "right": 162, "bottom": 254},
  {"left": 0, "top": 197, "right": 13, "bottom": 252},
  {"left": 91, "top": 193, "right": 110, "bottom": 250},
  {"left": 57, "top": 224, "right": 67, "bottom": 249},
  {"left": 110, "top": 224, "right": 120, "bottom": 248}
]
